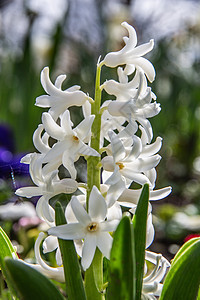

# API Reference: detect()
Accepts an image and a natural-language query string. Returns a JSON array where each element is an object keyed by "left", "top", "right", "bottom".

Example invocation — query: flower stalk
[{"left": 85, "top": 61, "right": 104, "bottom": 300}]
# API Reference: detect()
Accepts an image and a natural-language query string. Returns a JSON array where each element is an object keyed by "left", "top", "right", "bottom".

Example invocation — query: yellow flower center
[
  {"left": 116, "top": 162, "right": 124, "bottom": 169},
  {"left": 72, "top": 135, "right": 79, "bottom": 141},
  {"left": 87, "top": 222, "right": 99, "bottom": 232}
]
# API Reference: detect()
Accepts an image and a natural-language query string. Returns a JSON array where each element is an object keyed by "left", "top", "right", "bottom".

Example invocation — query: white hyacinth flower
[
  {"left": 101, "top": 22, "right": 155, "bottom": 82},
  {"left": 102, "top": 131, "right": 161, "bottom": 190},
  {"left": 15, "top": 153, "right": 78, "bottom": 224},
  {"left": 48, "top": 186, "right": 120, "bottom": 270},
  {"left": 142, "top": 251, "right": 170, "bottom": 299},
  {"left": 35, "top": 67, "right": 92, "bottom": 120},
  {"left": 107, "top": 73, "right": 160, "bottom": 143},
  {"left": 42, "top": 110, "right": 100, "bottom": 179}
]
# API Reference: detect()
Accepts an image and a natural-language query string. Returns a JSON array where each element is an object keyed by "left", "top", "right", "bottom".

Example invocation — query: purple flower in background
[{"left": 0, "top": 124, "right": 28, "bottom": 179}]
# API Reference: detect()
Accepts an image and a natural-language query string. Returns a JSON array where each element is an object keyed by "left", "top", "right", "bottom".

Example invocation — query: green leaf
[
  {"left": 4, "top": 257, "right": 65, "bottom": 300},
  {"left": 0, "top": 226, "right": 16, "bottom": 261},
  {"left": 160, "top": 238, "right": 200, "bottom": 300},
  {"left": 0, "top": 227, "right": 18, "bottom": 298},
  {"left": 132, "top": 183, "right": 149, "bottom": 300},
  {"left": 107, "top": 216, "right": 135, "bottom": 300},
  {"left": 171, "top": 237, "right": 199, "bottom": 265},
  {"left": 55, "top": 202, "right": 86, "bottom": 300}
]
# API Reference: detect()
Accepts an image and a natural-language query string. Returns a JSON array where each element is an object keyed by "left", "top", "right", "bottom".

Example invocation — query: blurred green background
[{"left": 0, "top": 0, "right": 200, "bottom": 292}]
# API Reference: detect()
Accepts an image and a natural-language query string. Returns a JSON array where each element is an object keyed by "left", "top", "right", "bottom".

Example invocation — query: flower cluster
[{"left": 16, "top": 22, "right": 171, "bottom": 298}]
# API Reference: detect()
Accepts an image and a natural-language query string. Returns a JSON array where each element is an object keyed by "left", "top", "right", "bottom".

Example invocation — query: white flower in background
[
  {"left": 15, "top": 153, "right": 78, "bottom": 224},
  {"left": 48, "top": 186, "right": 120, "bottom": 270},
  {"left": 42, "top": 110, "right": 100, "bottom": 179},
  {"left": 142, "top": 251, "right": 170, "bottom": 299},
  {"left": 102, "top": 131, "right": 161, "bottom": 190},
  {"left": 26, "top": 232, "right": 65, "bottom": 282},
  {"left": 35, "top": 67, "right": 92, "bottom": 120},
  {"left": 101, "top": 22, "right": 155, "bottom": 82}
]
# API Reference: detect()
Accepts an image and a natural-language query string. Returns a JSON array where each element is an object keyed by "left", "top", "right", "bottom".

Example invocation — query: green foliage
[
  {"left": 4, "top": 258, "right": 65, "bottom": 300},
  {"left": 160, "top": 238, "right": 200, "bottom": 300},
  {"left": 133, "top": 184, "right": 149, "bottom": 300},
  {"left": 0, "top": 227, "right": 18, "bottom": 298},
  {"left": 107, "top": 216, "right": 136, "bottom": 300}
]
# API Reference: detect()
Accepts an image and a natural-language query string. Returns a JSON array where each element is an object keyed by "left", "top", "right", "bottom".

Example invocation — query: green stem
[
  {"left": 86, "top": 62, "right": 102, "bottom": 209},
  {"left": 85, "top": 62, "right": 104, "bottom": 300}
]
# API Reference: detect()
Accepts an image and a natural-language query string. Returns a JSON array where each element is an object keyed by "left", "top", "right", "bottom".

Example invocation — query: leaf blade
[
  {"left": 107, "top": 216, "right": 135, "bottom": 300},
  {"left": 160, "top": 238, "right": 200, "bottom": 300},
  {"left": 55, "top": 201, "right": 86, "bottom": 300},
  {"left": 4, "top": 257, "right": 65, "bottom": 300},
  {"left": 132, "top": 183, "right": 149, "bottom": 300}
]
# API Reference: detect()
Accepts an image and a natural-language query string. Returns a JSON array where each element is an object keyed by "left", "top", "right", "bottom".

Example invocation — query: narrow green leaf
[
  {"left": 171, "top": 237, "right": 199, "bottom": 265},
  {"left": 55, "top": 201, "right": 86, "bottom": 300},
  {"left": 160, "top": 238, "right": 200, "bottom": 300},
  {"left": 0, "top": 227, "right": 16, "bottom": 257},
  {"left": 0, "top": 227, "right": 18, "bottom": 298},
  {"left": 107, "top": 216, "right": 135, "bottom": 300},
  {"left": 4, "top": 257, "right": 65, "bottom": 300},
  {"left": 132, "top": 183, "right": 149, "bottom": 300}
]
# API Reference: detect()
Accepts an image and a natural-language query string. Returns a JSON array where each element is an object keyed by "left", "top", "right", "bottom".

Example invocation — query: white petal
[
  {"left": 36, "top": 196, "right": 55, "bottom": 223},
  {"left": 42, "top": 112, "right": 65, "bottom": 140},
  {"left": 127, "top": 155, "right": 161, "bottom": 172},
  {"left": 75, "top": 115, "right": 95, "bottom": 141},
  {"left": 48, "top": 223, "right": 85, "bottom": 240},
  {"left": 99, "top": 220, "right": 119, "bottom": 232},
  {"left": 101, "top": 156, "right": 115, "bottom": 172},
  {"left": 131, "top": 39, "right": 154, "bottom": 57},
  {"left": 55, "top": 74, "right": 66, "bottom": 89},
  {"left": 35, "top": 95, "right": 51, "bottom": 108},
  {"left": 137, "top": 117, "right": 153, "bottom": 143},
  {"left": 96, "top": 232, "right": 113, "bottom": 259},
  {"left": 55, "top": 247, "right": 63, "bottom": 266},
  {"left": 107, "top": 201, "right": 122, "bottom": 221},
  {"left": 121, "top": 169, "right": 151, "bottom": 186},
  {"left": 43, "top": 236, "right": 58, "bottom": 253},
  {"left": 126, "top": 135, "right": 142, "bottom": 161},
  {"left": 149, "top": 187, "right": 172, "bottom": 200},
  {"left": 78, "top": 141, "right": 100, "bottom": 157},
  {"left": 33, "top": 124, "right": 50, "bottom": 153},
  {"left": 89, "top": 186, "right": 107, "bottom": 221},
  {"left": 109, "top": 131, "right": 126, "bottom": 162},
  {"left": 15, "top": 186, "right": 42, "bottom": 198},
  {"left": 41, "top": 67, "right": 59, "bottom": 96},
  {"left": 60, "top": 110, "right": 73, "bottom": 135},
  {"left": 62, "top": 150, "right": 77, "bottom": 179},
  {"left": 71, "top": 196, "right": 91, "bottom": 225},
  {"left": 45, "top": 139, "right": 66, "bottom": 159},
  {"left": 106, "top": 177, "right": 126, "bottom": 207},
  {"left": 131, "top": 57, "right": 155, "bottom": 82},
  {"left": 81, "top": 234, "right": 97, "bottom": 270},
  {"left": 141, "top": 137, "right": 162, "bottom": 157}
]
